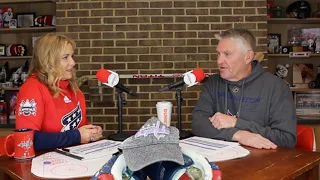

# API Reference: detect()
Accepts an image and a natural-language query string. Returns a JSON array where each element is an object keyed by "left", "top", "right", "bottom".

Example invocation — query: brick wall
[{"left": 56, "top": 0, "right": 267, "bottom": 135}]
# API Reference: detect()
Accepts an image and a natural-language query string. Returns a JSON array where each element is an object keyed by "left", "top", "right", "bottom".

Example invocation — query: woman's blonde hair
[{"left": 28, "top": 33, "right": 79, "bottom": 98}]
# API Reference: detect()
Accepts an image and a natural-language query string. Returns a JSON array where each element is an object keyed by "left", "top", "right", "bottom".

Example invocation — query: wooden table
[{"left": 0, "top": 147, "right": 320, "bottom": 180}]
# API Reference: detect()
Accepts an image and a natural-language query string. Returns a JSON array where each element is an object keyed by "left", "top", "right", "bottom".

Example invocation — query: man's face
[{"left": 216, "top": 38, "right": 249, "bottom": 82}]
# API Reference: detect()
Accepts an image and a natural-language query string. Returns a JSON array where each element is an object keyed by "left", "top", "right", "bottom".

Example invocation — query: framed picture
[
  {"left": 294, "top": 91, "right": 320, "bottom": 119},
  {"left": 292, "top": 64, "right": 314, "bottom": 88},
  {"left": 16, "top": 13, "right": 35, "bottom": 28},
  {"left": 0, "top": 45, "right": 5, "bottom": 56},
  {"left": 267, "top": 33, "right": 281, "bottom": 54},
  {"left": 9, "top": 19, "right": 17, "bottom": 28}
]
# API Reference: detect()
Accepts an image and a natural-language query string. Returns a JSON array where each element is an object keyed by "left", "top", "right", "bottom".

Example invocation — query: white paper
[
  {"left": 31, "top": 151, "right": 113, "bottom": 179},
  {"left": 179, "top": 136, "right": 250, "bottom": 162},
  {"left": 60, "top": 139, "right": 121, "bottom": 160},
  {"left": 31, "top": 140, "right": 121, "bottom": 179}
]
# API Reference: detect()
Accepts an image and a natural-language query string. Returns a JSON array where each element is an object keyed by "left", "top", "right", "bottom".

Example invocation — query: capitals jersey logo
[
  {"left": 19, "top": 99, "right": 37, "bottom": 116},
  {"left": 60, "top": 102, "right": 82, "bottom": 132}
]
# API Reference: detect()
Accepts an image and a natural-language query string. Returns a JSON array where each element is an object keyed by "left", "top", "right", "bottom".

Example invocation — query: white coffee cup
[{"left": 156, "top": 101, "right": 172, "bottom": 127}]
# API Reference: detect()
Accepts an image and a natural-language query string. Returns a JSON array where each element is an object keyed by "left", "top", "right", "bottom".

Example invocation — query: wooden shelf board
[
  {"left": 0, "top": 27, "right": 56, "bottom": 33},
  {"left": 267, "top": 18, "right": 320, "bottom": 24},
  {"left": 0, "top": 124, "right": 15, "bottom": 128},
  {"left": 267, "top": 54, "right": 290, "bottom": 57},
  {"left": 0, "top": 0, "right": 55, "bottom": 3},
  {"left": 267, "top": 54, "right": 320, "bottom": 57},
  {"left": 2, "top": 87, "right": 20, "bottom": 91},
  {"left": 290, "top": 88, "right": 320, "bottom": 92},
  {"left": 0, "top": 56, "right": 32, "bottom": 60},
  {"left": 297, "top": 119, "right": 320, "bottom": 124}
]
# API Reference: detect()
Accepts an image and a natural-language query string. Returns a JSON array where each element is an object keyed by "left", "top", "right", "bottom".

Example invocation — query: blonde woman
[{"left": 15, "top": 33, "right": 103, "bottom": 151}]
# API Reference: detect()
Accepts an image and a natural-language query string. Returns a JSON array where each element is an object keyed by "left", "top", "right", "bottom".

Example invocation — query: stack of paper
[
  {"left": 179, "top": 136, "right": 250, "bottom": 162},
  {"left": 59, "top": 139, "right": 121, "bottom": 160}
]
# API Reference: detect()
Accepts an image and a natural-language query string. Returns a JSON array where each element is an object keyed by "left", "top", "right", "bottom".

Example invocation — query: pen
[
  {"left": 61, "top": 148, "right": 70, "bottom": 152},
  {"left": 55, "top": 149, "right": 83, "bottom": 160}
]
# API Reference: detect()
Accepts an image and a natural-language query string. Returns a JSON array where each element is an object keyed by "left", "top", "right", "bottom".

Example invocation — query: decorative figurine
[
  {"left": 0, "top": 62, "right": 8, "bottom": 83},
  {"left": 2, "top": 8, "right": 13, "bottom": 28},
  {"left": 0, "top": 9, "right": 3, "bottom": 28},
  {"left": 6, "top": 44, "right": 27, "bottom": 56},
  {"left": 34, "top": 15, "right": 56, "bottom": 27},
  {"left": 275, "top": 64, "right": 291, "bottom": 86},
  {"left": 315, "top": 36, "right": 320, "bottom": 54}
]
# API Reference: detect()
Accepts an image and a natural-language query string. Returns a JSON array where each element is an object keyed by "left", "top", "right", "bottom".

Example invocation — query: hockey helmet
[{"left": 287, "top": 1, "right": 311, "bottom": 19}]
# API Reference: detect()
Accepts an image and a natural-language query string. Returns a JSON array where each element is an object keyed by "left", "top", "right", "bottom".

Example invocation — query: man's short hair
[{"left": 215, "top": 28, "right": 256, "bottom": 53}]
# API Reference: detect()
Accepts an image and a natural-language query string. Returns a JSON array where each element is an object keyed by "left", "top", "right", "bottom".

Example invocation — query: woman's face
[{"left": 60, "top": 43, "right": 75, "bottom": 80}]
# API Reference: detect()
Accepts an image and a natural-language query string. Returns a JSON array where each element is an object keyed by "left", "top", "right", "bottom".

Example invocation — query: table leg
[
  {"left": 0, "top": 171, "right": 13, "bottom": 180},
  {"left": 306, "top": 164, "right": 319, "bottom": 180}
]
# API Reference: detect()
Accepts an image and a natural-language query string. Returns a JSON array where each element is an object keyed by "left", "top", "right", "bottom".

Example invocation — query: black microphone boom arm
[
  {"left": 115, "top": 83, "right": 138, "bottom": 96},
  {"left": 159, "top": 79, "right": 185, "bottom": 92}
]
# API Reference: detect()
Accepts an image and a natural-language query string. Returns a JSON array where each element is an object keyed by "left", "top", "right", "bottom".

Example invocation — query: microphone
[
  {"left": 96, "top": 69, "right": 138, "bottom": 96},
  {"left": 159, "top": 68, "right": 205, "bottom": 92}
]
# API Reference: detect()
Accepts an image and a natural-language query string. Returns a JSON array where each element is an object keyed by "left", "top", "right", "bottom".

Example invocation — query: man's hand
[
  {"left": 232, "top": 130, "right": 277, "bottom": 149},
  {"left": 78, "top": 124, "right": 103, "bottom": 144},
  {"left": 209, "top": 112, "right": 237, "bottom": 129}
]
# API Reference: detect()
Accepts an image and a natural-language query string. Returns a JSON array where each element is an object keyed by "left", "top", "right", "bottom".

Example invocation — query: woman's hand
[{"left": 78, "top": 124, "right": 103, "bottom": 144}]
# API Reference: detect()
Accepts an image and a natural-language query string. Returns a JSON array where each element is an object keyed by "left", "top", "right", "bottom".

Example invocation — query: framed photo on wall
[
  {"left": 294, "top": 91, "right": 320, "bottom": 119},
  {"left": 16, "top": 13, "right": 35, "bottom": 28},
  {"left": 0, "top": 44, "right": 5, "bottom": 56},
  {"left": 9, "top": 19, "right": 17, "bottom": 28},
  {"left": 267, "top": 33, "right": 281, "bottom": 54}
]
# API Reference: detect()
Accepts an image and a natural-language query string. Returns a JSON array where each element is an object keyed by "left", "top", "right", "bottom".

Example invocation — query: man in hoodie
[{"left": 192, "top": 28, "right": 296, "bottom": 149}]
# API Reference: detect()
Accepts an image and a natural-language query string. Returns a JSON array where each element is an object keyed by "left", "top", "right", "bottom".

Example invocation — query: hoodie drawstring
[
  {"left": 216, "top": 77, "right": 220, "bottom": 113},
  {"left": 237, "top": 79, "right": 245, "bottom": 118},
  {"left": 224, "top": 83, "right": 227, "bottom": 114},
  {"left": 224, "top": 79, "right": 246, "bottom": 119}
]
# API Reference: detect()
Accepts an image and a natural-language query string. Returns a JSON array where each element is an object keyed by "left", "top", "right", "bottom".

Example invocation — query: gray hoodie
[{"left": 192, "top": 60, "right": 296, "bottom": 148}]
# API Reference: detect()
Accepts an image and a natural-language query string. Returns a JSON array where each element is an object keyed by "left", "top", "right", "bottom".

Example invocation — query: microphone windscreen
[
  {"left": 96, "top": 69, "right": 111, "bottom": 83},
  {"left": 193, "top": 68, "right": 205, "bottom": 82}
]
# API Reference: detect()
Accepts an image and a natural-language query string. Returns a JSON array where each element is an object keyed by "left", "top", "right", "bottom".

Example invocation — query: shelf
[
  {"left": 0, "top": 56, "right": 32, "bottom": 60},
  {"left": 298, "top": 119, "right": 320, "bottom": 125},
  {"left": 0, "top": 0, "right": 55, "bottom": 3},
  {"left": 267, "top": 18, "right": 320, "bottom": 24},
  {"left": 290, "top": 88, "right": 320, "bottom": 92},
  {"left": 267, "top": 54, "right": 320, "bottom": 57},
  {"left": 2, "top": 88, "right": 20, "bottom": 91},
  {"left": 0, "top": 27, "right": 56, "bottom": 33},
  {"left": 0, "top": 124, "right": 15, "bottom": 128}
]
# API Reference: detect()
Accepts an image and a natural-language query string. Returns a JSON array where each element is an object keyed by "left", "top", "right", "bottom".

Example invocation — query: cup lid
[{"left": 156, "top": 101, "right": 172, "bottom": 105}]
